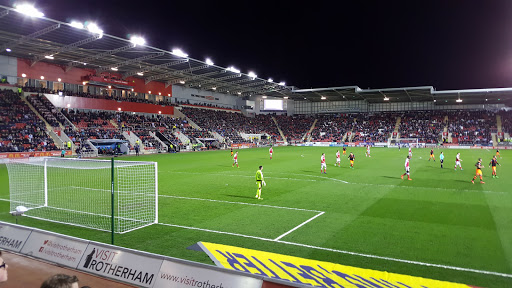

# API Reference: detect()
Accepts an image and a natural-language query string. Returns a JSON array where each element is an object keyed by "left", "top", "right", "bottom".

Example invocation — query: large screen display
[{"left": 263, "top": 99, "right": 284, "bottom": 110}]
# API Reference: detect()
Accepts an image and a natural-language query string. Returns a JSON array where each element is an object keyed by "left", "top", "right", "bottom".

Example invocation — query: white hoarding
[
  {"left": 77, "top": 243, "right": 163, "bottom": 287},
  {"left": 154, "top": 260, "right": 263, "bottom": 288},
  {"left": 21, "top": 231, "right": 88, "bottom": 268},
  {"left": 0, "top": 223, "right": 31, "bottom": 252}
]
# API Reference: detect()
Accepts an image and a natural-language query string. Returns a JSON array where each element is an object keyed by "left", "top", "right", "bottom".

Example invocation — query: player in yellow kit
[{"left": 255, "top": 166, "right": 265, "bottom": 200}]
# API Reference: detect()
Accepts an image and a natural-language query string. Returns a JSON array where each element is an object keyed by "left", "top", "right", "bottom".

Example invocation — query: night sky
[{"left": 2, "top": 0, "right": 512, "bottom": 91}]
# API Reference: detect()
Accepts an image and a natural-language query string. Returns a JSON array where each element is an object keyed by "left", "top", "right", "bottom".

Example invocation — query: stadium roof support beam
[
  {"left": 123, "top": 59, "right": 189, "bottom": 78},
  {"left": 31, "top": 35, "right": 102, "bottom": 66},
  {"left": 0, "top": 9, "right": 9, "bottom": 18},
  {"left": 66, "top": 44, "right": 135, "bottom": 71},
  {"left": 96, "top": 52, "right": 165, "bottom": 73},
  {"left": 187, "top": 73, "right": 241, "bottom": 88},
  {"left": 239, "top": 80, "right": 268, "bottom": 88},
  {"left": 404, "top": 89, "right": 413, "bottom": 102},
  {"left": 0, "top": 23, "right": 61, "bottom": 52},
  {"left": 333, "top": 89, "right": 348, "bottom": 101},
  {"left": 145, "top": 64, "right": 211, "bottom": 84},
  {"left": 203, "top": 77, "right": 254, "bottom": 90}
]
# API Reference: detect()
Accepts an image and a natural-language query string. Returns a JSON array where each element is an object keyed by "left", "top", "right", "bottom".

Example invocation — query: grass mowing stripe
[
  {"left": 274, "top": 211, "right": 325, "bottom": 241},
  {"left": 157, "top": 219, "right": 512, "bottom": 279},
  {"left": 159, "top": 195, "right": 323, "bottom": 213}
]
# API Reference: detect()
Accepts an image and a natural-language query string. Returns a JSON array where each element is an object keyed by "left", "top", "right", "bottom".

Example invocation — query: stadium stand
[
  {"left": 399, "top": 111, "right": 446, "bottom": 144},
  {"left": 351, "top": 113, "right": 397, "bottom": 143},
  {"left": 447, "top": 110, "right": 495, "bottom": 145},
  {"left": 0, "top": 89, "right": 57, "bottom": 152},
  {"left": 310, "top": 114, "right": 353, "bottom": 142},
  {"left": 274, "top": 114, "right": 315, "bottom": 142}
]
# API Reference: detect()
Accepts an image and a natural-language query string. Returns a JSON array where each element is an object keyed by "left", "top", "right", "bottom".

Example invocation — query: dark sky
[{"left": 3, "top": 0, "right": 512, "bottom": 90}]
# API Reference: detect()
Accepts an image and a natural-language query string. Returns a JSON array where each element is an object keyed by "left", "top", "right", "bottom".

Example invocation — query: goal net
[{"left": 6, "top": 157, "right": 158, "bottom": 234}]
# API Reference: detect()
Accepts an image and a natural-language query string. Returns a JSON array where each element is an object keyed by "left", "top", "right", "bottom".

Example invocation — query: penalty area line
[
  {"left": 274, "top": 211, "right": 325, "bottom": 241},
  {"left": 156, "top": 221, "right": 512, "bottom": 279}
]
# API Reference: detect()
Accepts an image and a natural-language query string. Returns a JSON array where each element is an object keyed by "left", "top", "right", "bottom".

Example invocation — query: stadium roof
[{"left": 0, "top": 4, "right": 511, "bottom": 106}]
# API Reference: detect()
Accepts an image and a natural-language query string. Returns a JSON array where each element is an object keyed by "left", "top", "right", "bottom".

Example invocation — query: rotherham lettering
[{"left": 0, "top": 236, "right": 22, "bottom": 249}]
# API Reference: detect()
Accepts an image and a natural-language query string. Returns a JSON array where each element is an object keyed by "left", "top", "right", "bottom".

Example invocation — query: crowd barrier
[{"left": 0, "top": 222, "right": 302, "bottom": 288}]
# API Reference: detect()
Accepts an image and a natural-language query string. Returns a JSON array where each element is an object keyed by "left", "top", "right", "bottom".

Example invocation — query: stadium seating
[
  {"left": 447, "top": 110, "right": 495, "bottom": 145},
  {"left": 0, "top": 90, "right": 57, "bottom": 152},
  {"left": 399, "top": 111, "right": 445, "bottom": 143}
]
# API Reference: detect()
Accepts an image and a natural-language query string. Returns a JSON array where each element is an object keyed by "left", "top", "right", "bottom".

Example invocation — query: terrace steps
[
  {"left": 272, "top": 116, "right": 287, "bottom": 142},
  {"left": 110, "top": 119, "right": 119, "bottom": 128},
  {"left": 496, "top": 115, "right": 502, "bottom": 133},
  {"left": 305, "top": 119, "right": 318, "bottom": 141}
]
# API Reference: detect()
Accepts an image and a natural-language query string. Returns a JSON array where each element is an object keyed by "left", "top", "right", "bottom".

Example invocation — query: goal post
[
  {"left": 396, "top": 138, "right": 424, "bottom": 148},
  {"left": 6, "top": 157, "right": 158, "bottom": 234}
]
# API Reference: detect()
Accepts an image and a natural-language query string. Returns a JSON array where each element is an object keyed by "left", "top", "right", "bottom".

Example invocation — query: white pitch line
[
  {"left": 274, "top": 212, "right": 325, "bottom": 241},
  {"left": 157, "top": 222, "right": 272, "bottom": 242},
  {"left": 155, "top": 221, "right": 512, "bottom": 279},
  {"left": 159, "top": 195, "right": 323, "bottom": 213}
]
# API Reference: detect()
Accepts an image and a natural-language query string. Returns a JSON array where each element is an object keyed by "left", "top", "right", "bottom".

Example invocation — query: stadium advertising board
[
  {"left": 198, "top": 242, "right": 475, "bottom": 288},
  {"left": 0, "top": 151, "right": 71, "bottom": 159},
  {"left": 154, "top": 259, "right": 262, "bottom": 288},
  {"left": 77, "top": 243, "right": 163, "bottom": 287},
  {"left": 0, "top": 223, "right": 31, "bottom": 252},
  {"left": 20, "top": 231, "right": 88, "bottom": 268}
]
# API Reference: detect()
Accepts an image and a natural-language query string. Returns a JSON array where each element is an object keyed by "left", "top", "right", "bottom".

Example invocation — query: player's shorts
[
  {"left": 405, "top": 167, "right": 410, "bottom": 173},
  {"left": 321, "top": 163, "right": 327, "bottom": 169},
  {"left": 408, "top": 152, "right": 412, "bottom": 157},
  {"left": 350, "top": 160, "right": 354, "bottom": 165},
  {"left": 257, "top": 181, "right": 262, "bottom": 189},
  {"left": 455, "top": 161, "right": 461, "bottom": 166},
  {"left": 231, "top": 152, "right": 233, "bottom": 156},
  {"left": 496, "top": 152, "right": 500, "bottom": 156},
  {"left": 336, "top": 158, "right": 340, "bottom": 163},
  {"left": 475, "top": 169, "right": 482, "bottom": 176},
  {"left": 343, "top": 151, "right": 346, "bottom": 155},
  {"left": 430, "top": 154, "right": 434, "bottom": 157},
  {"left": 233, "top": 160, "right": 238, "bottom": 163},
  {"left": 492, "top": 167, "right": 496, "bottom": 173},
  {"left": 440, "top": 159, "right": 444, "bottom": 163},
  {"left": 270, "top": 153, "right": 272, "bottom": 156}
]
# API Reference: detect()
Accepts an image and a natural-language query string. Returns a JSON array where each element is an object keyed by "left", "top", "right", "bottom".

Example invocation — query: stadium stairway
[
  {"left": 122, "top": 131, "right": 146, "bottom": 154},
  {"left": 209, "top": 130, "right": 225, "bottom": 143},
  {"left": 341, "top": 132, "right": 348, "bottom": 142},
  {"left": 174, "top": 131, "right": 191, "bottom": 148},
  {"left": 149, "top": 131, "right": 167, "bottom": 151},
  {"left": 271, "top": 116, "right": 287, "bottom": 142},
  {"left": 20, "top": 93, "right": 67, "bottom": 150},
  {"left": 305, "top": 119, "right": 318, "bottom": 142},
  {"left": 110, "top": 119, "right": 119, "bottom": 128}
]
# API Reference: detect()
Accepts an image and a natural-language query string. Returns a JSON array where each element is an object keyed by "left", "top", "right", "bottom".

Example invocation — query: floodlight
[
  {"left": 158, "top": 111, "right": 161, "bottom": 114},
  {"left": 21, "top": 73, "right": 26, "bottom": 77},
  {"left": 111, "top": 67, "right": 118, "bottom": 71},
  {"left": 433, "top": 99, "right": 437, "bottom": 102},
  {"left": 70, "top": 21, "right": 84, "bottom": 29},
  {"left": 179, "top": 81, "right": 185, "bottom": 84},
  {"left": 40, "top": 76, "right": 44, "bottom": 80},
  {"left": 86, "top": 22, "right": 103, "bottom": 38},
  {"left": 137, "top": 72, "right": 144, "bottom": 76},
  {"left": 227, "top": 66, "right": 240, "bottom": 73},
  {"left": 118, "top": 108, "right": 121, "bottom": 111},
  {"left": 205, "top": 58, "right": 214, "bottom": 65},
  {"left": 59, "top": 92, "right": 63, "bottom": 96},
  {"left": 248, "top": 71, "right": 257, "bottom": 79},
  {"left": 14, "top": 3, "right": 44, "bottom": 18},
  {"left": 5, "top": 48, "right": 11, "bottom": 52},
  {"left": 130, "top": 36, "right": 146, "bottom": 46},
  {"left": 171, "top": 49, "right": 188, "bottom": 58},
  {"left": 57, "top": 78, "right": 61, "bottom": 82},
  {"left": 321, "top": 96, "right": 326, "bottom": 100},
  {"left": 237, "top": 92, "right": 242, "bottom": 95},
  {"left": 268, "top": 78, "right": 273, "bottom": 82},
  {"left": 44, "top": 55, "right": 54, "bottom": 59},
  {"left": 284, "top": 96, "right": 288, "bottom": 99},
  {"left": 168, "top": 94, "right": 171, "bottom": 96},
  {"left": 262, "top": 96, "right": 267, "bottom": 99},
  {"left": 158, "top": 92, "right": 161, "bottom": 95},
  {"left": 384, "top": 97, "right": 389, "bottom": 101},
  {"left": 278, "top": 82, "right": 285, "bottom": 86},
  {"left": 66, "top": 103, "right": 70, "bottom": 107},
  {"left": 212, "top": 87, "right": 217, "bottom": 90},
  {"left": 131, "top": 88, "right": 134, "bottom": 91},
  {"left": 108, "top": 86, "right": 111, "bottom": 89},
  {"left": 82, "top": 81, "right": 86, "bottom": 85},
  {"left": 148, "top": 91, "right": 151, "bottom": 94},
  {"left": 456, "top": 99, "right": 462, "bottom": 103}
]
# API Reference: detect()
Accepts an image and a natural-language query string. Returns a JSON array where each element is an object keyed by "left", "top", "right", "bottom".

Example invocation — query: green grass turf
[{"left": 0, "top": 146, "right": 511, "bottom": 287}]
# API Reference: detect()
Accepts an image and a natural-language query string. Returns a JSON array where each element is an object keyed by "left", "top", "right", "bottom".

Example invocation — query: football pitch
[{"left": 0, "top": 146, "right": 511, "bottom": 287}]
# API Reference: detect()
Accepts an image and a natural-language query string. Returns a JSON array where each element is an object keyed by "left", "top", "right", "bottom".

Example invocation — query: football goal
[{"left": 6, "top": 157, "right": 158, "bottom": 234}]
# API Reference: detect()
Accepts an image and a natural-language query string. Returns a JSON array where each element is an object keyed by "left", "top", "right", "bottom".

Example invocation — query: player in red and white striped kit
[
  {"left": 232, "top": 151, "right": 239, "bottom": 168},
  {"left": 454, "top": 153, "right": 463, "bottom": 170},
  {"left": 335, "top": 150, "right": 341, "bottom": 167},
  {"left": 321, "top": 153, "right": 327, "bottom": 174},
  {"left": 365, "top": 145, "right": 371, "bottom": 157},
  {"left": 269, "top": 146, "right": 273, "bottom": 160},
  {"left": 401, "top": 155, "right": 412, "bottom": 180}
]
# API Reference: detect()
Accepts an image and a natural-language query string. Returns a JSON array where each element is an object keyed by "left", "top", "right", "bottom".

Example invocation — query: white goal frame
[{"left": 7, "top": 157, "right": 158, "bottom": 234}]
